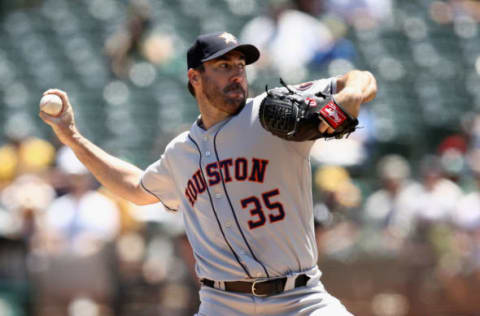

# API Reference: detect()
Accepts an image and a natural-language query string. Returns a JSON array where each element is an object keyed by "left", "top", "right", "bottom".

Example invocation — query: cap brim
[{"left": 201, "top": 44, "right": 260, "bottom": 65}]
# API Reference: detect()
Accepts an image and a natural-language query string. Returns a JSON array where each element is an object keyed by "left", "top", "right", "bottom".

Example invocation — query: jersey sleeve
[
  {"left": 141, "top": 155, "right": 180, "bottom": 212},
  {"left": 292, "top": 77, "right": 337, "bottom": 97}
]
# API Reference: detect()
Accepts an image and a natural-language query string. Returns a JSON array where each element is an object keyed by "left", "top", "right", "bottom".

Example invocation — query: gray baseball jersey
[{"left": 141, "top": 77, "right": 337, "bottom": 282}]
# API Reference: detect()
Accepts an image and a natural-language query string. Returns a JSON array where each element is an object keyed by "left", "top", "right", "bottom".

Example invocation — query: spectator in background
[
  {"left": 34, "top": 146, "right": 120, "bottom": 316},
  {"left": 105, "top": 0, "right": 176, "bottom": 81},
  {"left": 449, "top": 0, "right": 480, "bottom": 22},
  {"left": 363, "top": 154, "right": 422, "bottom": 241},
  {"left": 313, "top": 165, "right": 362, "bottom": 259},
  {"left": 0, "top": 134, "right": 55, "bottom": 188},
  {"left": 326, "top": 0, "right": 393, "bottom": 26},
  {"left": 105, "top": 0, "right": 153, "bottom": 78},
  {"left": 413, "top": 155, "right": 463, "bottom": 228},
  {"left": 43, "top": 146, "right": 120, "bottom": 254},
  {"left": 0, "top": 174, "right": 55, "bottom": 243},
  {"left": 453, "top": 148, "right": 480, "bottom": 238},
  {"left": 406, "top": 155, "right": 463, "bottom": 274},
  {"left": 428, "top": 150, "right": 480, "bottom": 314},
  {"left": 240, "top": 0, "right": 354, "bottom": 81},
  {"left": 314, "top": 165, "right": 362, "bottom": 219}
]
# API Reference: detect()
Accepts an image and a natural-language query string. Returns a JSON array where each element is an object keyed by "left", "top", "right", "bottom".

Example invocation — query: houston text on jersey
[{"left": 185, "top": 157, "right": 269, "bottom": 206}]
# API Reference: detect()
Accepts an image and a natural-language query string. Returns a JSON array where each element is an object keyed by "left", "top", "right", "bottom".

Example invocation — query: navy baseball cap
[{"left": 187, "top": 32, "right": 260, "bottom": 70}]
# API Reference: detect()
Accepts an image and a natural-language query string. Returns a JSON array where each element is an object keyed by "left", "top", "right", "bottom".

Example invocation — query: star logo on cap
[{"left": 219, "top": 32, "right": 237, "bottom": 44}]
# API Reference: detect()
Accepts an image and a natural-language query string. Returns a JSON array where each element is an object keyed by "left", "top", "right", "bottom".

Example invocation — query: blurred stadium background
[{"left": 1, "top": 0, "right": 480, "bottom": 315}]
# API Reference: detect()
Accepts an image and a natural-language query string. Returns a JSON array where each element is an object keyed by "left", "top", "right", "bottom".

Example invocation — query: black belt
[{"left": 201, "top": 274, "right": 310, "bottom": 297}]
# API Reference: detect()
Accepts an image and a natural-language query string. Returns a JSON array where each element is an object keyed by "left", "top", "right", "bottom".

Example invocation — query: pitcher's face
[{"left": 199, "top": 50, "right": 248, "bottom": 115}]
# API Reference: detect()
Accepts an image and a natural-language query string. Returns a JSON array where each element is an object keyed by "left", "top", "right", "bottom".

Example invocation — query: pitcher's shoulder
[{"left": 163, "top": 131, "right": 191, "bottom": 154}]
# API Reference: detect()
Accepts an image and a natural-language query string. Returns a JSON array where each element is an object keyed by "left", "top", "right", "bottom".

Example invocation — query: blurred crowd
[
  {"left": 2, "top": 0, "right": 480, "bottom": 315},
  {"left": 311, "top": 118, "right": 480, "bottom": 315},
  {"left": 0, "top": 135, "right": 200, "bottom": 316},
  {"left": 1, "top": 119, "right": 480, "bottom": 316}
]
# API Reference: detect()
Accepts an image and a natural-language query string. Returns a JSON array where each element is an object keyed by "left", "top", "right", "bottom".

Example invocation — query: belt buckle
[{"left": 251, "top": 278, "right": 269, "bottom": 297}]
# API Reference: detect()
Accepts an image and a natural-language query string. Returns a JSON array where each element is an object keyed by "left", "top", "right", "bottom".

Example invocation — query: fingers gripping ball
[
  {"left": 259, "top": 79, "right": 358, "bottom": 141},
  {"left": 39, "top": 94, "right": 64, "bottom": 117}
]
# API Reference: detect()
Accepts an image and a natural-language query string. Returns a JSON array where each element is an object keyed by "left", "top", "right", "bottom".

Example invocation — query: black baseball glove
[{"left": 259, "top": 79, "right": 358, "bottom": 141}]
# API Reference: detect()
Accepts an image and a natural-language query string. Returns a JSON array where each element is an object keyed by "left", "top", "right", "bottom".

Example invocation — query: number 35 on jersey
[{"left": 184, "top": 156, "right": 286, "bottom": 230}]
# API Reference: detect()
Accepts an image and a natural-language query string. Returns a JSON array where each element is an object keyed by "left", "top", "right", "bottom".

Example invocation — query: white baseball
[{"left": 39, "top": 94, "right": 64, "bottom": 116}]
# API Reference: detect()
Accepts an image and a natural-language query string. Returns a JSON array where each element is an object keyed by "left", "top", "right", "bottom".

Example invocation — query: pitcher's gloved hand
[{"left": 259, "top": 79, "right": 359, "bottom": 141}]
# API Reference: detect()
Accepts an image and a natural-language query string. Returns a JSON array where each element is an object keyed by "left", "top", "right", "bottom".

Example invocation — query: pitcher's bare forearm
[
  {"left": 39, "top": 89, "right": 158, "bottom": 205},
  {"left": 319, "top": 70, "right": 377, "bottom": 133},
  {"left": 65, "top": 132, "right": 158, "bottom": 205},
  {"left": 336, "top": 70, "right": 377, "bottom": 106}
]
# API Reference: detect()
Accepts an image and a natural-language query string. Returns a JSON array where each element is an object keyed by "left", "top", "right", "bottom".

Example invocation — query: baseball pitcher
[{"left": 40, "top": 32, "right": 377, "bottom": 315}]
